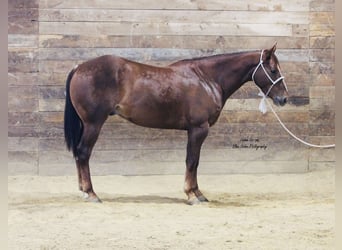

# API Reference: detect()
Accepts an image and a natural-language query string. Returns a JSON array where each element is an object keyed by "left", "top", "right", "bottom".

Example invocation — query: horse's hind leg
[
  {"left": 76, "top": 164, "right": 82, "bottom": 191},
  {"left": 76, "top": 122, "right": 104, "bottom": 202}
]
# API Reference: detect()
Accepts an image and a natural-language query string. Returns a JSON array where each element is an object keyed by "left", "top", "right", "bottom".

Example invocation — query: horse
[{"left": 64, "top": 44, "right": 288, "bottom": 205}]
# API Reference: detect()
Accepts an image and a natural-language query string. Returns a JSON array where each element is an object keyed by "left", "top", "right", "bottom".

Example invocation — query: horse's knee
[{"left": 186, "top": 158, "right": 199, "bottom": 171}]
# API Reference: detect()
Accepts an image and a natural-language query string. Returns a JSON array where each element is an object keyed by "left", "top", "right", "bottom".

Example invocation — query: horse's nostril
[{"left": 275, "top": 96, "right": 287, "bottom": 106}]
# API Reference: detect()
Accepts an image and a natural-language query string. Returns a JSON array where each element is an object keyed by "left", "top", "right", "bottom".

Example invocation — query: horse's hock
[{"left": 8, "top": 1, "right": 335, "bottom": 176}]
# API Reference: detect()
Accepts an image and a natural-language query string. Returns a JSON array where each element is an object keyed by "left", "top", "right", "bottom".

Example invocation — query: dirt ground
[{"left": 8, "top": 168, "right": 334, "bottom": 250}]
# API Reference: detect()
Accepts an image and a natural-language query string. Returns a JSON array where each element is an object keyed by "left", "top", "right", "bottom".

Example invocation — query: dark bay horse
[{"left": 64, "top": 44, "right": 288, "bottom": 204}]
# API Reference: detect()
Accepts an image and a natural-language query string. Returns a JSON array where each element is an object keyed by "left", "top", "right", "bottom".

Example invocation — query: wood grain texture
[
  {"left": 39, "top": 9, "right": 309, "bottom": 24},
  {"left": 39, "top": 35, "right": 309, "bottom": 49},
  {"left": 8, "top": 0, "right": 335, "bottom": 175},
  {"left": 39, "top": 0, "right": 310, "bottom": 11},
  {"left": 39, "top": 22, "right": 294, "bottom": 36}
]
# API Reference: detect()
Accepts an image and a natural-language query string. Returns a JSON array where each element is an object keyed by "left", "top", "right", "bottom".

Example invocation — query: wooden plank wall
[
  {"left": 8, "top": 0, "right": 40, "bottom": 174},
  {"left": 8, "top": 0, "right": 335, "bottom": 175}
]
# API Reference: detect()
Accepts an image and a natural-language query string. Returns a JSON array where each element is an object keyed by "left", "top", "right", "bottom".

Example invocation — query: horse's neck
[{"left": 197, "top": 52, "right": 259, "bottom": 101}]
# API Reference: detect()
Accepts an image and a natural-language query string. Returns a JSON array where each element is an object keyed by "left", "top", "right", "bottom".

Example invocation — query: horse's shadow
[
  {"left": 101, "top": 194, "right": 250, "bottom": 207},
  {"left": 101, "top": 195, "right": 187, "bottom": 205}
]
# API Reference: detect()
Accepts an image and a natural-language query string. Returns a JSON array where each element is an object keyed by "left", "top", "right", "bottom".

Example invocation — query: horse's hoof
[
  {"left": 187, "top": 196, "right": 208, "bottom": 205},
  {"left": 197, "top": 195, "right": 209, "bottom": 202},
  {"left": 82, "top": 192, "right": 102, "bottom": 203},
  {"left": 86, "top": 196, "right": 102, "bottom": 203},
  {"left": 187, "top": 197, "right": 201, "bottom": 205}
]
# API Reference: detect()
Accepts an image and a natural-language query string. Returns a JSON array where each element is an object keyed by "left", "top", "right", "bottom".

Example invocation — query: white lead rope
[{"left": 265, "top": 98, "right": 335, "bottom": 149}]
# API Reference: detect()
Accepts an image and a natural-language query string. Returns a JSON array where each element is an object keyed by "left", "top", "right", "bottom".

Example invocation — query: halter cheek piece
[{"left": 252, "top": 50, "right": 287, "bottom": 114}]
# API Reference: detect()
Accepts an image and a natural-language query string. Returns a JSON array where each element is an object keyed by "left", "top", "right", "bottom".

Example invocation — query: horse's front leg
[{"left": 184, "top": 123, "right": 209, "bottom": 205}]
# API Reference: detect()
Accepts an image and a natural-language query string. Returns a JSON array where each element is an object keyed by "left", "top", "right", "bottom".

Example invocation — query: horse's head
[{"left": 252, "top": 44, "right": 288, "bottom": 106}]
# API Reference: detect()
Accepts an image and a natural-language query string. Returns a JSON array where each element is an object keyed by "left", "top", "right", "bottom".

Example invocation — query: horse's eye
[{"left": 271, "top": 69, "right": 276, "bottom": 74}]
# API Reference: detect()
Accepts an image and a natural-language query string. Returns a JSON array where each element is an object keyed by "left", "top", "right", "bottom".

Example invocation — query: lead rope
[
  {"left": 253, "top": 50, "right": 335, "bottom": 148},
  {"left": 265, "top": 98, "right": 335, "bottom": 148}
]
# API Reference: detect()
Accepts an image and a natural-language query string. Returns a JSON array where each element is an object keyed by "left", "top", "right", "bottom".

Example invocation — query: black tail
[{"left": 64, "top": 66, "right": 83, "bottom": 158}]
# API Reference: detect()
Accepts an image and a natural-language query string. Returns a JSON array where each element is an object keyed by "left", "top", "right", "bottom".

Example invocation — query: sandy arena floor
[{"left": 8, "top": 168, "right": 334, "bottom": 250}]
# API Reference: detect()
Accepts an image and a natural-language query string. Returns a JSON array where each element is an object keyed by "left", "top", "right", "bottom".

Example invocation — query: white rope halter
[
  {"left": 251, "top": 50, "right": 335, "bottom": 148},
  {"left": 252, "top": 50, "right": 287, "bottom": 114}
]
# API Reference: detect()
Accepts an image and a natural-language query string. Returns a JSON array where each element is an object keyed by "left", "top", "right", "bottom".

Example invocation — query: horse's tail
[{"left": 64, "top": 65, "right": 83, "bottom": 158}]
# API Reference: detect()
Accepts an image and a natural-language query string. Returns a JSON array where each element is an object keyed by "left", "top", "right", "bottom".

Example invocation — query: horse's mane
[{"left": 172, "top": 50, "right": 257, "bottom": 65}]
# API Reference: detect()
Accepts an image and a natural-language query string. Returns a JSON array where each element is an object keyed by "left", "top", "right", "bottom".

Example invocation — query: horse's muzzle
[{"left": 274, "top": 96, "right": 287, "bottom": 106}]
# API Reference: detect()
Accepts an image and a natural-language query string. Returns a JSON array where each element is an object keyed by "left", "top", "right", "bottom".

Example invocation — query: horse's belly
[
  {"left": 115, "top": 79, "right": 222, "bottom": 129},
  {"left": 115, "top": 102, "right": 187, "bottom": 129}
]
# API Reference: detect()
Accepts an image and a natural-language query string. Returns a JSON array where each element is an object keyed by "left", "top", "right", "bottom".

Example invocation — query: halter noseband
[{"left": 252, "top": 50, "right": 287, "bottom": 114}]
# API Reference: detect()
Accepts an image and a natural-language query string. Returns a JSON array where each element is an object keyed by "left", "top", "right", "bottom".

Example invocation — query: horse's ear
[
  {"left": 264, "top": 42, "right": 277, "bottom": 60},
  {"left": 270, "top": 42, "right": 277, "bottom": 54}
]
